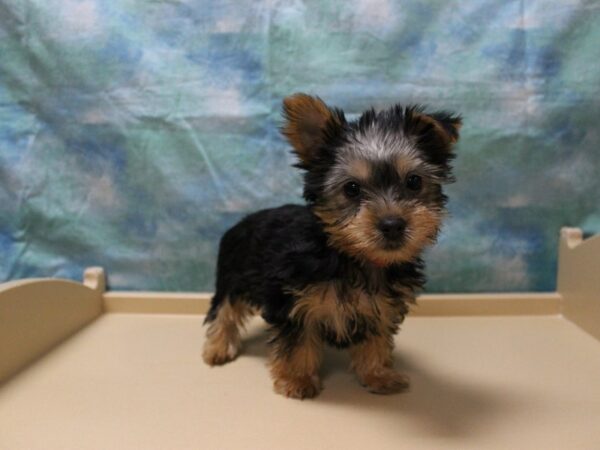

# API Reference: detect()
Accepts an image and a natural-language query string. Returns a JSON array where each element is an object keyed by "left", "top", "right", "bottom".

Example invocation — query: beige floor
[{"left": 1, "top": 313, "right": 599, "bottom": 450}]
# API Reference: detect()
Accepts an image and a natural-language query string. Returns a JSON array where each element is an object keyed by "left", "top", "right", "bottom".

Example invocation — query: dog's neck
[{"left": 329, "top": 249, "right": 424, "bottom": 298}]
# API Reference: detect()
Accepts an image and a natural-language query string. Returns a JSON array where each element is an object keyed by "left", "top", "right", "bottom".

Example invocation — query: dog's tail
[{"left": 203, "top": 294, "right": 224, "bottom": 325}]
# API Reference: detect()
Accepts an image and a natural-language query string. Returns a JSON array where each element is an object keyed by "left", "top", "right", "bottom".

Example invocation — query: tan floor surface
[{"left": 1, "top": 314, "right": 599, "bottom": 450}]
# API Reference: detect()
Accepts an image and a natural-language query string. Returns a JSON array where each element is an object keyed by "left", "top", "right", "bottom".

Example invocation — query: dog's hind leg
[{"left": 202, "top": 296, "right": 254, "bottom": 366}]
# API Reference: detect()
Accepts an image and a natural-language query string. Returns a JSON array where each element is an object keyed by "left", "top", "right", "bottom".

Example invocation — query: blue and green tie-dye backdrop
[{"left": 1, "top": 1, "right": 599, "bottom": 292}]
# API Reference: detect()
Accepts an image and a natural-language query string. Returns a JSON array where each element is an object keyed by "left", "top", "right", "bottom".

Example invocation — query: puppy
[{"left": 202, "top": 93, "right": 461, "bottom": 399}]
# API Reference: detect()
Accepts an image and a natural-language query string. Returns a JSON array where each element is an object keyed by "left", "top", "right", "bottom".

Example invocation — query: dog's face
[{"left": 282, "top": 93, "right": 461, "bottom": 266}]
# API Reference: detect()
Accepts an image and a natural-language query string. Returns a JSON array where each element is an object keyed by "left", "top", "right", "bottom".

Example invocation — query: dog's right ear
[{"left": 281, "top": 93, "right": 345, "bottom": 167}]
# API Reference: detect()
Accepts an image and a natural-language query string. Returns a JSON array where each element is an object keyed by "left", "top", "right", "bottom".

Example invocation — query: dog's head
[{"left": 281, "top": 93, "right": 461, "bottom": 266}]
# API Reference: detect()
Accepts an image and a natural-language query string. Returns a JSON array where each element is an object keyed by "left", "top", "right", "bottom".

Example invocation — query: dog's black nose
[{"left": 378, "top": 217, "right": 407, "bottom": 241}]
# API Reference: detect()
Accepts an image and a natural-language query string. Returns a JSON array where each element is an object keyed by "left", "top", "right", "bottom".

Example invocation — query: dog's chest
[{"left": 290, "top": 283, "right": 399, "bottom": 348}]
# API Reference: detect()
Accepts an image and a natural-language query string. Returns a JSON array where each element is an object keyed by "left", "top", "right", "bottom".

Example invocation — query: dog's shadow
[{"left": 241, "top": 324, "right": 527, "bottom": 439}]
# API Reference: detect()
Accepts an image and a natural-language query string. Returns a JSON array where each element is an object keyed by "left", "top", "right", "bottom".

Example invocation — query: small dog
[{"left": 203, "top": 93, "right": 461, "bottom": 399}]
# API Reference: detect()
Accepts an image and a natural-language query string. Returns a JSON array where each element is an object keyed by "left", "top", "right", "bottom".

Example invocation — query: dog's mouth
[
  {"left": 360, "top": 238, "right": 408, "bottom": 268},
  {"left": 381, "top": 238, "right": 405, "bottom": 251},
  {"left": 379, "top": 231, "right": 407, "bottom": 251}
]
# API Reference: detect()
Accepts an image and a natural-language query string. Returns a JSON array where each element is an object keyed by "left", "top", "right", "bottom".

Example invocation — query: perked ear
[
  {"left": 405, "top": 108, "right": 462, "bottom": 150},
  {"left": 428, "top": 111, "right": 462, "bottom": 144},
  {"left": 281, "top": 93, "right": 344, "bottom": 166}
]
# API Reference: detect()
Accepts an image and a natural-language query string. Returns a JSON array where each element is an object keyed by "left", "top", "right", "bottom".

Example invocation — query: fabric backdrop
[{"left": 1, "top": 0, "right": 599, "bottom": 292}]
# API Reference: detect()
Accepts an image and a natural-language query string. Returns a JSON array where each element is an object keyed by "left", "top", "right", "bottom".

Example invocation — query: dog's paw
[
  {"left": 273, "top": 374, "right": 322, "bottom": 399},
  {"left": 359, "top": 369, "right": 410, "bottom": 394},
  {"left": 202, "top": 341, "right": 240, "bottom": 366}
]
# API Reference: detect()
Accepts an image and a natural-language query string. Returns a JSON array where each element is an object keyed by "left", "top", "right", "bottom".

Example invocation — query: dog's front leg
[
  {"left": 349, "top": 331, "right": 409, "bottom": 394},
  {"left": 268, "top": 324, "right": 323, "bottom": 399}
]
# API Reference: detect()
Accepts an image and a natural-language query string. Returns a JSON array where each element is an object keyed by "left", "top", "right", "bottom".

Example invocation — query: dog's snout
[{"left": 377, "top": 217, "right": 407, "bottom": 241}]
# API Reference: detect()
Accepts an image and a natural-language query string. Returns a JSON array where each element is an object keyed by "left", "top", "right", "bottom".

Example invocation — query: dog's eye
[
  {"left": 406, "top": 174, "right": 422, "bottom": 191},
  {"left": 343, "top": 181, "right": 361, "bottom": 199}
]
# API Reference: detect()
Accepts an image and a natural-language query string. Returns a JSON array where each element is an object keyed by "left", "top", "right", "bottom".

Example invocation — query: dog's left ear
[
  {"left": 282, "top": 93, "right": 345, "bottom": 166},
  {"left": 405, "top": 108, "right": 462, "bottom": 155},
  {"left": 427, "top": 111, "right": 462, "bottom": 145}
]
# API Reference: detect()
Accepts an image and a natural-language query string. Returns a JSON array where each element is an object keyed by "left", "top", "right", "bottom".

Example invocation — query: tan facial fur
[
  {"left": 347, "top": 158, "right": 371, "bottom": 182},
  {"left": 313, "top": 132, "right": 447, "bottom": 267},
  {"left": 315, "top": 199, "right": 443, "bottom": 267}
]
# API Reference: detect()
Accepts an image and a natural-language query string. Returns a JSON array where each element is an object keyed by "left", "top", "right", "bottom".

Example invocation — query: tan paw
[
  {"left": 273, "top": 374, "right": 322, "bottom": 399},
  {"left": 202, "top": 341, "right": 240, "bottom": 366},
  {"left": 359, "top": 369, "right": 410, "bottom": 394}
]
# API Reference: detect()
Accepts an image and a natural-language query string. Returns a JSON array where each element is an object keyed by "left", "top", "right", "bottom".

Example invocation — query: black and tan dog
[{"left": 202, "top": 93, "right": 461, "bottom": 399}]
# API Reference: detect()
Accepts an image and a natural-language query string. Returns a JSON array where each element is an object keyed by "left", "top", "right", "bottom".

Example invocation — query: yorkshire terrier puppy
[{"left": 203, "top": 93, "right": 461, "bottom": 399}]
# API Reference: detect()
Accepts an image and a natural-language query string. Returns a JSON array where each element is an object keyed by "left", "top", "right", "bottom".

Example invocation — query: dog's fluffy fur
[{"left": 203, "top": 93, "right": 461, "bottom": 399}]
